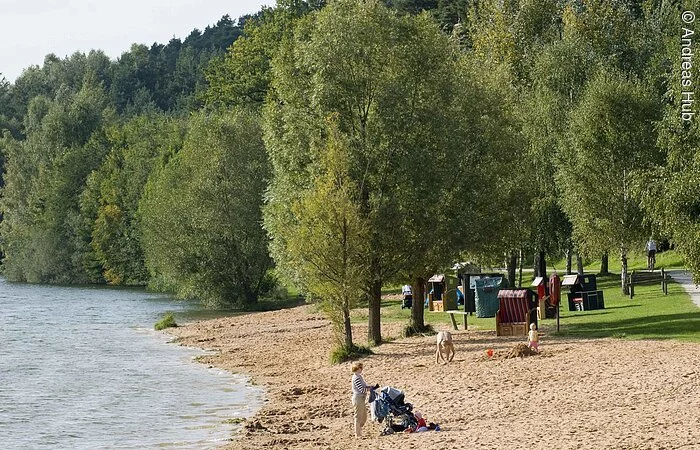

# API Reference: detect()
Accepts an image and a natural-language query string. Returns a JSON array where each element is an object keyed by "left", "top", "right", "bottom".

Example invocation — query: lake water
[{"left": 0, "top": 277, "right": 263, "bottom": 449}]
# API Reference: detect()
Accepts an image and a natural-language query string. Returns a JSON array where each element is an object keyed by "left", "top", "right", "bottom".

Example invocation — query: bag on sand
[{"left": 371, "top": 398, "right": 389, "bottom": 422}]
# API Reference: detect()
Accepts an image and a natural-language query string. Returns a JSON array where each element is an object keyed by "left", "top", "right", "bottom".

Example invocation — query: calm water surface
[{"left": 0, "top": 277, "right": 262, "bottom": 449}]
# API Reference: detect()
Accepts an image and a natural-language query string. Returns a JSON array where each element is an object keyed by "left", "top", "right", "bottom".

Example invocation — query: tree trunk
[
  {"left": 621, "top": 249, "right": 629, "bottom": 295},
  {"left": 537, "top": 250, "right": 547, "bottom": 280},
  {"left": 576, "top": 254, "right": 584, "bottom": 275},
  {"left": 343, "top": 303, "right": 353, "bottom": 349},
  {"left": 566, "top": 248, "right": 572, "bottom": 275},
  {"left": 507, "top": 253, "right": 517, "bottom": 288},
  {"left": 409, "top": 276, "right": 427, "bottom": 332},
  {"left": 368, "top": 277, "right": 382, "bottom": 346},
  {"left": 518, "top": 248, "right": 523, "bottom": 288},
  {"left": 600, "top": 252, "right": 609, "bottom": 276},
  {"left": 533, "top": 253, "right": 538, "bottom": 277}
]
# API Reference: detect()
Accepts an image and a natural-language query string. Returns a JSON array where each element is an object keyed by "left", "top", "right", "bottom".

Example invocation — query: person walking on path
[
  {"left": 646, "top": 238, "right": 657, "bottom": 270},
  {"left": 350, "top": 362, "right": 377, "bottom": 438}
]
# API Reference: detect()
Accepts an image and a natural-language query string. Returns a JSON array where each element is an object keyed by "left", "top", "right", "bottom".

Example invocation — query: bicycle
[{"left": 647, "top": 251, "right": 656, "bottom": 270}]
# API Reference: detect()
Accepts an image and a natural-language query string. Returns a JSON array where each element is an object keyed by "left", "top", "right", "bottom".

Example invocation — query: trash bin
[
  {"left": 461, "top": 272, "right": 503, "bottom": 313},
  {"left": 474, "top": 277, "right": 503, "bottom": 318}
]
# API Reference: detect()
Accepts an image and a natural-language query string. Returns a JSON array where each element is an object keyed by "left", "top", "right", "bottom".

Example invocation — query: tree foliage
[
  {"left": 264, "top": 0, "right": 510, "bottom": 340},
  {"left": 204, "top": 3, "right": 321, "bottom": 109},
  {"left": 0, "top": 80, "right": 113, "bottom": 282},
  {"left": 140, "top": 110, "right": 272, "bottom": 307},
  {"left": 283, "top": 117, "right": 368, "bottom": 349},
  {"left": 559, "top": 70, "right": 662, "bottom": 291},
  {"left": 635, "top": 0, "right": 700, "bottom": 282},
  {"left": 81, "top": 114, "right": 187, "bottom": 285}
]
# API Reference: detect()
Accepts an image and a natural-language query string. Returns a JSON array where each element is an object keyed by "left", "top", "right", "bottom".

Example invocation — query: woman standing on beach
[{"left": 351, "top": 362, "right": 376, "bottom": 438}]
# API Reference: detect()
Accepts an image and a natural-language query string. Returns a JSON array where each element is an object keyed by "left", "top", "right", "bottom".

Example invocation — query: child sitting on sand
[
  {"left": 528, "top": 323, "right": 539, "bottom": 352},
  {"left": 406, "top": 411, "right": 439, "bottom": 433},
  {"left": 415, "top": 412, "right": 428, "bottom": 432}
]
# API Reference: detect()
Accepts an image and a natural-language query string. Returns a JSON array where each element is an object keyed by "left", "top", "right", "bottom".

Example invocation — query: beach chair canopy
[
  {"left": 561, "top": 274, "right": 580, "bottom": 286},
  {"left": 531, "top": 277, "right": 544, "bottom": 286}
]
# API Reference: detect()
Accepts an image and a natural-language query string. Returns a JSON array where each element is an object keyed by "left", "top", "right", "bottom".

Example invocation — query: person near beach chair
[
  {"left": 401, "top": 284, "right": 413, "bottom": 309},
  {"left": 528, "top": 323, "right": 539, "bottom": 352}
]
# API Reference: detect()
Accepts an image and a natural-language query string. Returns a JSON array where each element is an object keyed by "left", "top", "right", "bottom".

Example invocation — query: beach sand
[{"left": 168, "top": 305, "right": 700, "bottom": 449}]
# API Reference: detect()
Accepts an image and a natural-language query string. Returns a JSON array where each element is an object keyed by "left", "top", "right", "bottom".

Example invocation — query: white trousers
[{"left": 352, "top": 393, "right": 367, "bottom": 437}]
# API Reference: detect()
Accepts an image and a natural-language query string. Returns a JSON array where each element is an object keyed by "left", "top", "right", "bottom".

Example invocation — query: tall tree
[
  {"left": 265, "top": 0, "right": 488, "bottom": 344},
  {"left": 559, "top": 70, "right": 662, "bottom": 293},
  {"left": 283, "top": 118, "right": 369, "bottom": 352},
  {"left": 465, "top": 0, "right": 569, "bottom": 278},
  {"left": 0, "top": 79, "right": 112, "bottom": 282},
  {"left": 140, "top": 110, "right": 272, "bottom": 307},
  {"left": 81, "top": 114, "right": 187, "bottom": 285},
  {"left": 521, "top": 32, "right": 600, "bottom": 275},
  {"left": 635, "top": 0, "right": 700, "bottom": 281}
]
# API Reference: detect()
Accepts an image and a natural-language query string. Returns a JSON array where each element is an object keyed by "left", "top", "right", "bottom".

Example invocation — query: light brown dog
[{"left": 436, "top": 331, "right": 455, "bottom": 364}]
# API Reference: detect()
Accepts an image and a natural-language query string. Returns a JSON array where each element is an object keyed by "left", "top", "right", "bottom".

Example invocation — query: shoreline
[{"left": 168, "top": 304, "right": 700, "bottom": 449}]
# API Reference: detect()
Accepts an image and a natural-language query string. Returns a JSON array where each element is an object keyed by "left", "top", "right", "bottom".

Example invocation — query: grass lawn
[
  {"left": 352, "top": 250, "right": 700, "bottom": 343},
  {"left": 551, "top": 248, "right": 686, "bottom": 273},
  {"left": 553, "top": 273, "right": 700, "bottom": 342}
]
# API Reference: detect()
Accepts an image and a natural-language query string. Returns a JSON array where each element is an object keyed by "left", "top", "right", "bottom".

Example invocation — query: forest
[{"left": 1, "top": 0, "right": 699, "bottom": 352}]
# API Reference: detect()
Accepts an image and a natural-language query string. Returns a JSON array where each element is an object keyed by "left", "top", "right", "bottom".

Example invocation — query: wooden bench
[
  {"left": 444, "top": 310, "right": 470, "bottom": 330},
  {"left": 628, "top": 269, "right": 670, "bottom": 299},
  {"left": 429, "top": 309, "right": 470, "bottom": 330}
]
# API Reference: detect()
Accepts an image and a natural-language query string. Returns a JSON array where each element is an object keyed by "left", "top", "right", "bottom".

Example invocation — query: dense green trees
[
  {"left": 0, "top": 12, "right": 277, "bottom": 307},
  {"left": 82, "top": 114, "right": 188, "bottom": 285},
  {"left": 460, "top": 0, "right": 675, "bottom": 293},
  {"left": 140, "top": 110, "right": 272, "bottom": 307},
  {"left": 0, "top": 0, "right": 698, "bottom": 339},
  {"left": 204, "top": 2, "right": 322, "bottom": 109},
  {"left": 0, "top": 80, "right": 113, "bottom": 282},
  {"left": 0, "top": 76, "right": 21, "bottom": 140},
  {"left": 464, "top": 0, "right": 570, "bottom": 280},
  {"left": 263, "top": 0, "right": 513, "bottom": 347},
  {"left": 636, "top": 0, "right": 700, "bottom": 283},
  {"left": 560, "top": 71, "right": 662, "bottom": 293},
  {"left": 4, "top": 15, "right": 242, "bottom": 130},
  {"left": 265, "top": 0, "right": 412, "bottom": 345}
]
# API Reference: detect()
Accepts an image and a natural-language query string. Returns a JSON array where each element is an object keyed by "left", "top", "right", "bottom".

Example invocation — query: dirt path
[{"left": 669, "top": 269, "right": 700, "bottom": 308}]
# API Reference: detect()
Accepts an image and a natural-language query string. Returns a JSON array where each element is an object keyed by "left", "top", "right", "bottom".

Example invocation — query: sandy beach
[{"left": 168, "top": 304, "right": 700, "bottom": 449}]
